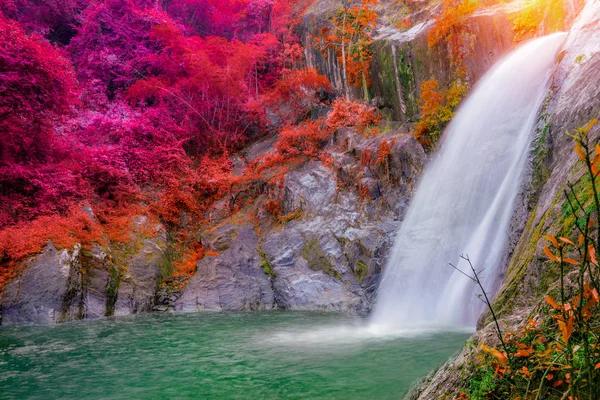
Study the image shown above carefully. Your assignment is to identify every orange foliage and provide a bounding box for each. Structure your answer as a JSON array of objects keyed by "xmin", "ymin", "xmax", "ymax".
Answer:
[
  {"xmin": 414, "ymin": 78, "xmax": 466, "ymax": 149},
  {"xmin": 276, "ymin": 119, "xmax": 331, "ymax": 157},
  {"xmin": 0, "ymin": 205, "xmax": 146, "ymax": 288},
  {"xmin": 315, "ymin": 0, "xmax": 378, "ymax": 93},
  {"xmin": 326, "ymin": 98, "xmax": 382, "ymax": 132},
  {"xmin": 174, "ymin": 243, "xmax": 204, "ymax": 278},
  {"xmin": 264, "ymin": 199, "xmax": 283, "ymax": 217},
  {"xmin": 509, "ymin": 0, "xmax": 567, "ymax": 43},
  {"xmin": 427, "ymin": 0, "xmax": 480, "ymax": 78},
  {"xmin": 263, "ymin": 68, "xmax": 331, "ymax": 122}
]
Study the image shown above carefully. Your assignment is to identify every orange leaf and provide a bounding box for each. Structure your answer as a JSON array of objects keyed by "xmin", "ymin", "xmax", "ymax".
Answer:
[
  {"xmin": 481, "ymin": 344, "xmax": 508, "ymax": 365},
  {"xmin": 543, "ymin": 245, "xmax": 561, "ymax": 262},
  {"xmin": 543, "ymin": 235, "xmax": 559, "ymax": 248},
  {"xmin": 595, "ymin": 363, "xmax": 600, "ymax": 370},
  {"xmin": 575, "ymin": 144, "xmax": 586, "ymax": 161},
  {"xmin": 589, "ymin": 244, "xmax": 598, "ymax": 265},
  {"xmin": 559, "ymin": 237, "xmax": 575, "ymax": 246},
  {"xmin": 579, "ymin": 234, "xmax": 585, "ymax": 246},
  {"xmin": 596, "ymin": 143, "xmax": 600, "ymax": 157},
  {"xmin": 558, "ymin": 316, "xmax": 575, "ymax": 343},
  {"xmin": 562, "ymin": 257, "xmax": 580, "ymax": 265},
  {"xmin": 515, "ymin": 348, "xmax": 534, "ymax": 357},
  {"xmin": 553, "ymin": 380, "xmax": 564, "ymax": 388},
  {"xmin": 546, "ymin": 296, "xmax": 562, "ymax": 310}
]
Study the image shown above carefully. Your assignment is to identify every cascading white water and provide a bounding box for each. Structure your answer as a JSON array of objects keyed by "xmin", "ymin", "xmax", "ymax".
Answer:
[{"xmin": 370, "ymin": 33, "xmax": 568, "ymax": 329}]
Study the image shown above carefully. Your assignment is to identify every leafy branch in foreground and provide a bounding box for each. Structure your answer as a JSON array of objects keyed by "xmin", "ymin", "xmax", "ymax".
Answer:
[{"xmin": 455, "ymin": 119, "xmax": 600, "ymax": 399}]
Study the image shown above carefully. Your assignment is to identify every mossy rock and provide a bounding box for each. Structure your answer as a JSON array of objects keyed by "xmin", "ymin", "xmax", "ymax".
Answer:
[
  {"xmin": 301, "ymin": 236, "xmax": 340, "ymax": 279},
  {"xmin": 354, "ymin": 260, "xmax": 368, "ymax": 284},
  {"xmin": 258, "ymin": 246, "xmax": 277, "ymax": 278}
]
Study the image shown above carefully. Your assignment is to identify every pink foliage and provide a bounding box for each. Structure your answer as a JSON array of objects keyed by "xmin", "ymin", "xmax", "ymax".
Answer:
[{"xmin": 0, "ymin": 0, "xmax": 331, "ymax": 274}]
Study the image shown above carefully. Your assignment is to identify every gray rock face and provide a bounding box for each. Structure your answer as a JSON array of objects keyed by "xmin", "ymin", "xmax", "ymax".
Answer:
[
  {"xmin": 174, "ymin": 130, "xmax": 425, "ymax": 313},
  {"xmin": 175, "ymin": 224, "xmax": 276, "ymax": 312},
  {"xmin": 0, "ymin": 243, "xmax": 76, "ymax": 325},
  {"xmin": 114, "ymin": 239, "xmax": 166, "ymax": 316},
  {"xmin": 1, "ymin": 232, "xmax": 168, "ymax": 325}
]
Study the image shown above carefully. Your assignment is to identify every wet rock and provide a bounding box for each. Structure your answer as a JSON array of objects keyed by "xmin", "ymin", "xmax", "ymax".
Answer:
[
  {"xmin": 175, "ymin": 224, "xmax": 276, "ymax": 312},
  {"xmin": 282, "ymin": 162, "xmax": 337, "ymax": 215},
  {"xmin": 260, "ymin": 228, "xmax": 362, "ymax": 311}
]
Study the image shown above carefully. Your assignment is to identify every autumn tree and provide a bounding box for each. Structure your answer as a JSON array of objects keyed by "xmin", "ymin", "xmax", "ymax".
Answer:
[
  {"xmin": 0, "ymin": 18, "xmax": 80, "ymax": 226},
  {"xmin": 427, "ymin": 0, "xmax": 480, "ymax": 79},
  {"xmin": 316, "ymin": 0, "xmax": 378, "ymax": 101}
]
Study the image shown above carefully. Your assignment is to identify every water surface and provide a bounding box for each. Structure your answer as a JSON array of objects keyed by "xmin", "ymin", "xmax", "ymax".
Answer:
[{"xmin": 0, "ymin": 312, "xmax": 469, "ymax": 399}]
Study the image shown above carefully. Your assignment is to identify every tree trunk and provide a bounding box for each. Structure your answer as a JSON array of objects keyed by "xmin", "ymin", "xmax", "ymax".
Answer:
[{"xmin": 341, "ymin": 12, "xmax": 351, "ymax": 101}]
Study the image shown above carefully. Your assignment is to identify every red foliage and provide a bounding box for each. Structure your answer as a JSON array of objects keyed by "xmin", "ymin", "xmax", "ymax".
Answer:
[
  {"xmin": 262, "ymin": 68, "xmax": 331, "ymax": 122},
  {"xmin": 0, "ymin": 0, "xmax": 87, "ymax": 43},
  {"xmin": 0, "ymin": 0, "xmax": 372, "ymax": 291},
  {"xmin": 69, "ymin": 0, "xmax": 176, "ymax": 101},
  {"xmin": 276, "ymin": 120, "xmax": 331, "ymax": 157},
  {"xmin": 326, "ymin": 98, "xmax": 381, "ymax": 132},
  {"xmin": 0, "ymin": 18, "xmax": 78, "ymax": 164}
]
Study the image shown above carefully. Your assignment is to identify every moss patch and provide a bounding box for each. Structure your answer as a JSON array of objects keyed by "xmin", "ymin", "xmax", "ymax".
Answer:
[
  {"xmin": 354, "ymin": 260, "xmax": 368, "ymax": 283},
  {"xmin": 257, "ymin": 246, "xmax": 277, "ymax": 278},
  {"xmin": 301, "ymin": 236, "xmax": 340, "ymax": 279},
  {"xmin": 104, "ymin": 265, "xmax": 121, "ymax": 317}
]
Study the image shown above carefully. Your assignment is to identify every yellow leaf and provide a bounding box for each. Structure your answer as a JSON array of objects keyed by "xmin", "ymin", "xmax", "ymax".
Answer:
[
  {"xmin": 543, "ymin": 235, "xmax": 559, "ymax": 247},
  {"xmin": 543, "ymin": 245, "xmax": 560, "ymax": 262},
  {"xmin": 585, "ymin": 118, "xmax": 598, "ymax": 132},
  {"xmin": 575, "ymin": 144, "xmax": 586, "ymax": 161}
]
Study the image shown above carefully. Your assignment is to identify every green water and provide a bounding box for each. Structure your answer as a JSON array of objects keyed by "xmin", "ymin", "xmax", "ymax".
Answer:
[{"xmin": 0, "ymin": 312, "xmax": 470, "ymax": 399}]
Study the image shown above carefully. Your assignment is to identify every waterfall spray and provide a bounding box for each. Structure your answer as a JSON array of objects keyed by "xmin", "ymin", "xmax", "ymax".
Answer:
[{"xmin": 370, "ymin": 33, "xmax": 568, "ymax": 329}]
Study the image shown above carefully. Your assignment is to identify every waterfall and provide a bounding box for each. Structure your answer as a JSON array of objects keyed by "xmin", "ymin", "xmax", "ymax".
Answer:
[{"xmin": 370, "ymin": 33, "xmax": 567, "ymax": 329}]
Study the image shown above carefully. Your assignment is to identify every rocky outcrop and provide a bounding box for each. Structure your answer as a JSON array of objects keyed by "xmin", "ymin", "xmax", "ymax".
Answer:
[
  {"xmin": 172, "ymin": 128, "xmax": 425, "ymax": 314},
  {"xmin": 0, "ymin": 126, "xmax": 424, "ymax": 324},
  {"xmin": 114, "ymin": 238, "xmax": 168, "ymax": 316},
  {"xmin": 175, "ymin": 224, "xmax": 276, "ymax": 312},
  {"xmin": 0, "ymin": 229, "xmax": 168, "ymax": 325},
  {"xmin": 490, "ymin": 0, "xmax": 600, "ymax": 322},
  {"xmin": 0, "ymin": 243, "xmax": 77, "ymax": 325}
]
